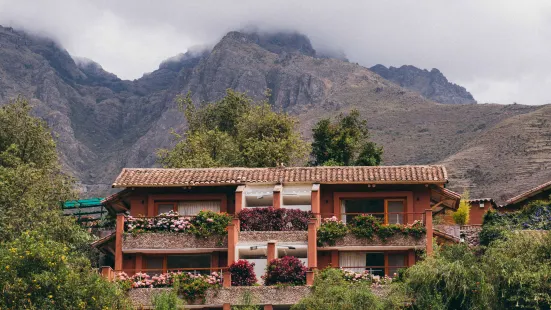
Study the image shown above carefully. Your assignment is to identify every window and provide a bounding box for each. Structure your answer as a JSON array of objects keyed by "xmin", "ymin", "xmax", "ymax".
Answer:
[
  {"xmin": 342, "ymin": 199, "xmax": 405, "ymax": 224},
  {"xmin": 167, "ymin": 254, "xmax": 211, "ymax": 274},
  {"xmin": 145, "ymin": 256, "xmax": 164, "ymax": 275},
  {"xmin": 340, "ymin": 252, "xmax": 408, "ymax": 277},
  {"xmin": 144, "ymin": 254, "xmax": 212, "ymax": 275},
  {"xmin": 178, "ymin": 200, "xmax": 220, "ymax": 215},
  {"xmin": 156, "ymin": 202, "xmax": 176, "ymax": 215},
  {"xmin": 387, "ymin": 200, "xmax": 405, "ymax": 224},
  {"xmin": 388, "ymin": 253, "xmax": 407, "ymax": 277},
  {"xmin": 366, "ymin": 253, "xmax": 385, "ymax": 277}
]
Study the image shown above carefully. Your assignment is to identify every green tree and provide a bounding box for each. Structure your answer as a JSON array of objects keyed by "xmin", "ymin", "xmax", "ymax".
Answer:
[
  {"xmin": 310, "ymin": 110, "xmax": 382, "ymax": 166},
  {"xmin": 158, "ymin": 89, "xmax": 309, "ymax": 168},
  {"xmin": 403, "ymin": 244, "xmax": 492, "ymax": 310},
  {"xmin": 0, "ymin": 97, "xmax": 130, "ymax": 308},
  {"xmin": 452, "ymin": 191, "xmax": 471, "ymax": 225},
  {"xmin": 0, "ymin": 232, "xmax": 131, "ymax": 309},
  {"xmin": 0, "ymin": 97, "xmax": 90, "ymax": 251},
  {"xmin": 291, "ymin": 268, "xmax": 399, "ymax": 310}
]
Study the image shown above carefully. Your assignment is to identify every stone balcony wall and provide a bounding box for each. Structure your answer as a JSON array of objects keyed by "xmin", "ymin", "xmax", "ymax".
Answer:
[
  {"xmin": 122, "ymin": 232, "xmax": 227, "ymax": 251},
  {"xmin": 239, "ymin": 231, "xmax": 308, "ymax": 243},
  {"xmin": 323, "ymin": 232, "xmax": 426, "ymax": 248},
  {"xmin": 128, "ymin": 286, "xmax": 311, "ymax": 308}
]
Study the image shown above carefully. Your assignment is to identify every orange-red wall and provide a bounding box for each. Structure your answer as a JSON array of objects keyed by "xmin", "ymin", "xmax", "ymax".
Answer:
[{"xmin": 469, "ymin": 201, "xmax": 492, "ymax": 225}]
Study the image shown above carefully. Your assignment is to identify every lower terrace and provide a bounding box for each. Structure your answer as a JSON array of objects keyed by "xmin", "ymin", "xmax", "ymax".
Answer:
[{"xmin": 97, "ymin": 208, "xmax": 433, "ymax": 308}]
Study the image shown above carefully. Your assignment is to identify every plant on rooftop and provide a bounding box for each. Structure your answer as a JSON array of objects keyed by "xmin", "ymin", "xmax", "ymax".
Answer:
[
  {"xmin": 263, "ymin": 256, "xmax": 307, "ymax": 286},
  {"xmin": 238, "ymin": 207, "xmax": 311, "ymax": 231},
  {"xmin": 229, "ymin": 259, "xmax": 257, "ymax": 286},
  {"xmin": 317, "ymin": 215, "xmax": 426, "ymax": 246},
  {"xmin": 316, "ymin": 216, "xmax": 348, "ymax": 246},
  {"xmin": 173, "ymin": 272, "xmax": 221, "ymax": 303},
  {"xmin": 124, "ymin": 210, "xmax": 232, "ymax": 238}
]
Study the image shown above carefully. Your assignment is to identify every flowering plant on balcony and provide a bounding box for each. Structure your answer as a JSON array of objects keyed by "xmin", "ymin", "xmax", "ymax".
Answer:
[
  {"xmin": 317, "ymin": 216, "xmax": 348, "ymax": 246},
  {"xmin": 173, "ymin": 272, "xmax": 221, "ymax": 303},
  {"xmin": 318, "ymin": 268, "xmax": 394, "ymax": 287},
  {"xmin": 124, "ymin": 210, "xmax": 232, "ymax": 238},
  {"xmin": 115, "ymin": 271, "xmax": 221, "ymax": 301},
  {"xmin": 229, "ymin": 259, "xmax": 257, "ymax": 286},
  {"xmin": 238, "ymin": 207, "xmax": 312, "ymax": 231},
  {"xmin": 263, "ymin": 256, "xmax": 307, "ymax": 286},
  {"xmin": 317, "ymin": 215, "xmax": 426, "ymax": 246},
  {"xmin": 115, "ymin": 271, "xmax": 175, "ymax": 289}
]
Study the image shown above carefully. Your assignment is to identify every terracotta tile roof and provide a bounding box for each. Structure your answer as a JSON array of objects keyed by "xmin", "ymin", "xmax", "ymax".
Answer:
[
  {"xmin": 503, "ymin": 180, "xmax": 551, "ymax": 207},
  {"xmin": 112, "ymin": 165, "xmax": 448, "ymax": 188}
]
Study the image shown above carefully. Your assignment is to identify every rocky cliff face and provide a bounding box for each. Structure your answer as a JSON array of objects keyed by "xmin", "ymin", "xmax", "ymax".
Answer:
[
  {"xmin": 370, "ymin": 64, "xmax": 476, "ymax": 104},
  {"xmin": 0, "ymin": 25, "xmax": 548, "ymax": 203}
]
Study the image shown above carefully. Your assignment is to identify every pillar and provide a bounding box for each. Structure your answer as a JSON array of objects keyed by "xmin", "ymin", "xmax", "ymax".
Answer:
[
  {"xmin": 264, "ymin": 305, "xmax": 273, "ymax": 310},
  {"xmin": 408, "ymin": 249, "xmax": 416, "ymax": 267},
  {"xmin": 425, "ymin": 209, "xmax": 433, "ymax": 255},
  {"xmin": 267, "ymin": 241, "xmax": 276, "ymax": 262},
  {"xmin": 223, "ymin": 272, "xmax": 232, "ymax": 288},
  {"xmin": 307, "ymin": 218, "xmax": 317, "ymax": 269},
  {"xmin": 273, "ymin": 184, "xmax": 282, "ymax": 209},
  {"xmin": 306, "ymin": 270, "xmax": 315, "ymax": 286},
  {"xmin": 227, "ymin": 218, "xmax": 239, "ymax": 265},
  {"xmin": 115, "ymin": 214, "xmax": 124, "ymax": 271},
  {"xmin": 101, "ymin": 266, "xmax": 114, "ymax": 281},
  {"xmin": 330, "ymin": 250, "xmax": 339, "ymax": 268},
  {"xmin": 235, "ymin": 185, "xmax": 245, "ymax": 214},
  {"xmin": 311, "ymin": 184, "xmax": 320, "ymax": 225},
  {"xmin": 135, "ymin": 254, "xmax": 143, "ymax": 273},
  {"xmin": 223, "ymin": 303, "xmax": 231, "ymax": 310}
]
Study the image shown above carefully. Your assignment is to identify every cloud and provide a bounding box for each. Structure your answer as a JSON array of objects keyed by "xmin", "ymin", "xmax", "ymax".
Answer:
[{"xmin": 0, "ymin": 0, "xmax": 550, "ymax": 104}]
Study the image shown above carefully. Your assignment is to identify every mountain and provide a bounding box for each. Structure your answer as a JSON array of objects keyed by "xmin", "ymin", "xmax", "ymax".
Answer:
[
  {"xmin": 370, "ymin": 64, "xmax": 477, "ymax": 104},
  {"xmin": 0, "ymin": 25, "xmax": 548, "ymax": 203}
]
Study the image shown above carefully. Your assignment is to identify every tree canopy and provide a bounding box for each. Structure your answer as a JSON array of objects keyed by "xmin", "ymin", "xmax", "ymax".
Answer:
[
  {"xmin": 310, "ymin": 109, "xmax": 383, "ymax": 166},
  {"xmin": 158, "ymin": 90, "xmax": 309, "ymax": 168},
  {"xmin": 0, "ymin": 97, "xmax": 130, "ymax": 308}
]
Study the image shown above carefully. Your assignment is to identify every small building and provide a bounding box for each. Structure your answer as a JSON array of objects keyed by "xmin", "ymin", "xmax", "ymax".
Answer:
[
  {"xmin": 96, "ymin": 165, "xmax": 459, "ymax": 309},
  {"xmin": 500, "ymin": 180, "xmax": 551, "ymax": 211}
]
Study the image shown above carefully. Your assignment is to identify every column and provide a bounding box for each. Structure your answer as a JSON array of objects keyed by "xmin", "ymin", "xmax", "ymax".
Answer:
[
  {"xmin": 267, "ymin": 241, "xmax": 276, "ymax": 262},
  {"xmin": 273, "ymin": 184, "xmax": 282, "ymax": 209},
  {"xmin": 115, "ymin": 214, "xmax": 124, "ymax": 272},
  {"xmin": 311, "ymin": 184, "xmax": 320, "ymax": 225},
  {"xmin": 227, "ymin": 218, "xmax": 239, "ymax": 265},
  {"xmin": 425, "ymin": 209, "xmax": 433, "ymax": 255},
  {"xmin": 235, "ymin": 185, "xmax": 245, "ymax": 214}
]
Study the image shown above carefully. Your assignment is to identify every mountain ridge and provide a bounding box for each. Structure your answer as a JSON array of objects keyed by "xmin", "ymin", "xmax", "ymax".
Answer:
[{"xmin": 0, "ymin": 25, "xmax": 547, "ymax": 202}]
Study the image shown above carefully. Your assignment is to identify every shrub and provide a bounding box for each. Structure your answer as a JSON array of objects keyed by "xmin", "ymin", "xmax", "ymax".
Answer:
[
  {"xmin": 238, "ymin": 207, "xmax": 311, "ymax": 231},
  {"xmin": 229, "ymin": 260, "xmax": 257, "ymax": 286},
  {"xmin": 152, "ymin": 290, "xmax": 183, "ymax": 310},
  {"xmin": 0, "ymin": 231, "xmax": 131, "ymax": 309},
  {"xmin": 452, "ymin": 191, "xmax": 471, "ymax": 225},
  {"xmin": 116, "ymin": 271, "xmax": 174, "ymax": 289},
  {"xmin": 189, "ymin": 210, "xmax": 232, "ymax": 238},
  {"xmin": 125, "ymin": 210, "xmax": 232, "ymax": 238},
  {"xmin": 317, "ymin": 216, "xmax": 348, "ymax": 246},
  {"xmin": 292, "ymin": 268, "xmax": 389, "ymax": 310},
  {"xmin": 348, "ymin": 214, "xmax": 380, "ymax": 239},
  {"xmin": 317, "ymin": 215, "xmax": 426, "ymax": 245},
  {"xmin": 173, "ymin": 272, "xmax": 221, "ymax": 303},
  {"xmin": 263, "ymin": 256, "xmax": 307, "ymax": 286}
]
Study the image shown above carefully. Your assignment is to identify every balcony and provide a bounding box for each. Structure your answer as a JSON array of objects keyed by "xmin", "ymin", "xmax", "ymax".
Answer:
[
  {"xmin": 120, "ymin": 211, "xmax": 232, "ymax": 252},
  {"xmin": 316, "ymin": 212, "xmax": 428, "ymax": 249}
]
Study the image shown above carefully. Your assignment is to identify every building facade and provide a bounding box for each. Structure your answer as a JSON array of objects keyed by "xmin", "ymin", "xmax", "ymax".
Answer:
[{"xmin": 97, "ymin": 165, "xmax": 460, "ymax": 309}]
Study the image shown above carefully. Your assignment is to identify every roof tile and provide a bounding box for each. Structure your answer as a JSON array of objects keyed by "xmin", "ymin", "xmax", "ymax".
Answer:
[{"xmin": 112, "ymin": 165, "xmax": 448, "ymax": 188}]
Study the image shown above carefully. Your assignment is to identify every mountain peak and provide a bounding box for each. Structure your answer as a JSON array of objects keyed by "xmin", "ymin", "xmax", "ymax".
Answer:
[
  {"xmin": 219, "ymin": 30, "xmax": 316, "ymax": 57},
  {"xmin": 370, "ymin": 64, "xmax": 476, "ymax": 104}
]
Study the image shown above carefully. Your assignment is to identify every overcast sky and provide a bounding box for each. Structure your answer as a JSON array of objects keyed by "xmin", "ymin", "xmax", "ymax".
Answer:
[{"xmin": 0, "ymin": 0, "xmax": 550, "ymax": 105}]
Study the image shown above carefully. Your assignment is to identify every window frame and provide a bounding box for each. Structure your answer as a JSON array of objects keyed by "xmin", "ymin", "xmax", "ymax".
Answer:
[
  {"xmin": 364, "ymin": 252, "xmax": 408, "ymax": 277},
  {"xmin": 340, "ymin": 197, "xmax": 407, "ymax": 224},
  {"xmin": 154, "ymin": 201, "xmax": 177, "ymax": 215}
]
